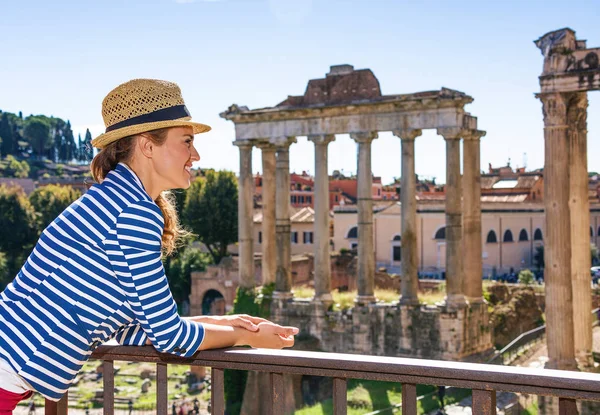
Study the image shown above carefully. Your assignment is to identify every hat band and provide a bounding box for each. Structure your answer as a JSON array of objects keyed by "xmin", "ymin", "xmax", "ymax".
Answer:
[{"xmin": 105, "ymin": 105, "xmax": 191, "ymax": 133}]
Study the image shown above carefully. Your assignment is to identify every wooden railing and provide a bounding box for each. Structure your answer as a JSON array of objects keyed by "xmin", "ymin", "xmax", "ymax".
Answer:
[{"xmin": 43, "ymin": 345, "xmax": 600, "ymax": 415}]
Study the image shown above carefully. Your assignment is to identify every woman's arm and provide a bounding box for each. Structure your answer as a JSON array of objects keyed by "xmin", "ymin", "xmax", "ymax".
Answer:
[{"xmin": 197, "ymin": 321, "xmax": 298, "ymax": 350}]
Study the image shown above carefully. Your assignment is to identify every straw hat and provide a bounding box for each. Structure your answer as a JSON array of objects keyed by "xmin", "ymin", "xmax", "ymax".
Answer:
[{"xmin": 91, "ymin": 79, "xmax": 211, "ymax": 149}]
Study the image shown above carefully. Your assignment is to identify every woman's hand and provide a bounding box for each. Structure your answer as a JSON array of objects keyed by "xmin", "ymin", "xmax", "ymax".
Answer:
[
  {"xmin": 238, "ymin": 321, "xmax": 299, "ymax": 349},
  {"xmin": 186, "ymin": 314, "xmax": 270, "ymax": 332}
]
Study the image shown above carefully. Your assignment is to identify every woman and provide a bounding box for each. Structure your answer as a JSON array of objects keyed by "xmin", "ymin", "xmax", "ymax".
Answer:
[{"xmin": 0, "ymin": 79, "xmax": 298, "ymax": 409}]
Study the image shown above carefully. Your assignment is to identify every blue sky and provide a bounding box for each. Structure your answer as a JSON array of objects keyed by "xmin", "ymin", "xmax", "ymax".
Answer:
[{"xmin": 0, "ymin": 0, "xmax": 598, "ymax": 184}]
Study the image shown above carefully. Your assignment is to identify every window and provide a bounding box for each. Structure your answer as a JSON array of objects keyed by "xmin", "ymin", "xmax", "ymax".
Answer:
[
  {"xmin": 335, "ymin": 195, "xmax": 339, "ymax": 202},
  {"xmin": 299, "ymin": 196, "xmax": 305, "ymax": 204},
  {"xmin": 347, "ymin": 226, "xmax": 358, "ymax": 239},
  {"xmin": 518, "ymin": 229, "xmax": 528, "ymax": 241},
  {"xmin": 393, "ymin": 246, "xmax": 402, "ymax": 261},
  {"xmin": 393, "ymin": 234, "xmax": 401, "ymax": 241},
  {"xmin": 486, "ymin": 230, "xmax": 498, "ymax": 243},
  {"xmin": 258, "ymin": 231, "xmax": 262, "ymax": 244},
  {"xmin": 351, "ymin": 242, "xmax": 358, "ymax": 250},
  {"xmin": 291, "ymin": 232, "xmax": 298, "ymax": 244},
  {"xmin": 303, "ymin": 231, "xmax": 314, "ymax": 244},
  {"xmin": 291, "ymin": 195, "xmax": 296, "ymax": 203},
  {"xmin": 434, "ymin": 227, "xmax": 445, "ymax": 240},
  {"xmin": 591, "ymin": 226, "xmax": 594, "ymax": 237},
  {"xmin": 503, "ymin": 230, "xmax": 514, "ymax": 243},
  {"xmin": 534, "ymin": 228, "xmax": 543, "ymax": 241},
  {"xmin": 307, "ymin": 196, "xmax": 312, "ymax": 204}
]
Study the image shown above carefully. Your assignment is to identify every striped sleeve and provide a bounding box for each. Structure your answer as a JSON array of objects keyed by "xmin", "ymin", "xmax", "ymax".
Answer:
[
  {"xmin": 112, "ymin": 201, "xmax": 204, "ymax": 357},
  {"xmin": 114, "ymin": 322, "xmax": 148, "ymax": 346}
]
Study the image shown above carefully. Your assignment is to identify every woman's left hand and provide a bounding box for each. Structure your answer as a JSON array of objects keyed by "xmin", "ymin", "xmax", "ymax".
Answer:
[{"xmin": 186, "ymin": 314, "xmax": 270, "ymax": 332}]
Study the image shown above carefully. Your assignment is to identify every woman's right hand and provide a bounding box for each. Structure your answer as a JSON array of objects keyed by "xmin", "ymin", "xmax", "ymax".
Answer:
[{"xmin": 239, "ymin": 322, "xmax": 299, "ymax": 349}]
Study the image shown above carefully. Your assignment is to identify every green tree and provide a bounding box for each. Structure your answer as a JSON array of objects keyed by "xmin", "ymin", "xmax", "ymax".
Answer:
[
  {"xmin": 164, "ymin": 245, "xmax": 209, "ymax": 304},
  {"xmin": 4, "ymin": 155, "xmax": 30, "ymax": 178},
  {"xmin": 83, "ymin": 128, "xmax": 93, "ymax": 161},
  {"xmin": 24, "ymin": 116, "xmax": 51, "ymax": 159},
  {"xmin": 518, "ymin": 269, "xmax": 535, "ymax": 285},
  {"xmin": 0, "ymin": 251, "xmax": 9, "ymax": 291},
  {"xmin": 0, "ymin": 112, "xmax": 14, "ymax": 157},
  {"xmin": 29, "ymin": 184, "xmax": 81, "ymax": 232},
  {"xmin": 0, "ymin": 185, "xmax": 37, "ymax": 286},
  {"xmin": 182, "ymin": 171, "xmax": 238, "ymax": 264}
]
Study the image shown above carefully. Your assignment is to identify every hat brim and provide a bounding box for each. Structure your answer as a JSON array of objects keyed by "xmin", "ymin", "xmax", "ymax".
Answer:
[{"xmin": 91, "ymin": 118, "xmax": 211, "ymax": 149}]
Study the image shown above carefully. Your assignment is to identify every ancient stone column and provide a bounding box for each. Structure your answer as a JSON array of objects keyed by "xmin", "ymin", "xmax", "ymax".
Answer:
[
  {"xmin": 538, "ymin": 92, "xmax": 577, "ymax": 370},
  {"xmin": 271, "ymin": 136, "xmax": 296, "ymax": 299},
  {"xmin": 437, "ymin": 128, "xmax": 467, "ymax": 309},
  {"xmin": 308, "ymin": 134, "xmax": 335, "ymax": 305},
  {"xmin": 350, "ymin": 132, "xmax": 378, "ymax": 304},
  {"xmin": 257, "ymin": 142, "xmax": 277, "ymax": 285},
  {"xmin": 568, "ymin": 92, "xmax": 593, "ymax": 367},
  {"xmin": 234, "ymin": 140, "xmax": 255, "ymax": 288},
  {"xmin": 463, "ymin": 130, "xmax": 486, "ymax": 303},
  {"xmin": 392, "ymin": 129, "xmax": 422, "ymax": 306}
]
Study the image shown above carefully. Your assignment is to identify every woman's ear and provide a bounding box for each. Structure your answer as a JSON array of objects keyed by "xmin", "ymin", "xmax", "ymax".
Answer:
[{"xmin": 137, "ymin": 135, "xmax": 154, "ymax": 159}]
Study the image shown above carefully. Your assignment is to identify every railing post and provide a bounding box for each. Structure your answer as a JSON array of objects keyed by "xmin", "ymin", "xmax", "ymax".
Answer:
[
  {"xmin": 472, "ymin": 389, "xmax": 496, "ymax": 415},
  {"xmin": 45, "ymin": 393, "xmax": 68, "ymax": 415},
  {"xmin": 210, "ymin": 368, "xmax": 225, "ymax": 415},
  {"xmin": 157, "ymin": 363, "xmax": 168, "ymax": 414},
  {"xmin": 401, "ymin": 383, "xmax": 417, "ymax": 415},
  {"xmin": 333, "ymin": 378, "xmax": 347, "ymax": 415},
  {"xmin": 103, "ymin": 360, "xmax": 114, "ymax": 415},
  {"xmin": 269, "ymin": 372, "xmax": 285, "ymax": 415},
  {"xmin": 559, "ymin": 398, "xmax": 578, "ymax": 415}
]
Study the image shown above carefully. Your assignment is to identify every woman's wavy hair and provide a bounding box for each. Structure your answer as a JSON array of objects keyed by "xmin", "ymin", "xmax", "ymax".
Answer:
[{"xmin": 90, "ymin": 128, "xmax": 189, "ymax": 256}]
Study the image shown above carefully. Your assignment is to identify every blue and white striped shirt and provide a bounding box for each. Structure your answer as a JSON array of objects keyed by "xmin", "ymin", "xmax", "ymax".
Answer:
[{"xmin": 0, "ymin": 162, "xmax": 205, "ymax": 401}]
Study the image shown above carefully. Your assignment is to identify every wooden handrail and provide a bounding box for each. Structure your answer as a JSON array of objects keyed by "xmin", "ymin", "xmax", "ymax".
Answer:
[{"xmin": 43, "ymin": 345, "xmax": 600, "ymax": 415}]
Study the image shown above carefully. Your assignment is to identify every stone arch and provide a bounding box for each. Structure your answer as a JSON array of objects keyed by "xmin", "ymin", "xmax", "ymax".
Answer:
[
  {"xmin": 346, "ymin": 225, "xmax": 358, "ymax": 239},
  {"xmin": 391, "ymin": 234, "xmax": 401, "ymax": 241},
  {"xmin": 503, "ymin": 229, "xmax": 514, "ymax": 243},
  {"xmin": 201, "ymin": 289, "xmax": 225, "ymax": 315},
  {"xmin": 486, "ymin": 230, "xmax": 498, "ymax": 243},
  {"xmin": 534, "ymin": 228, "xmax": 543, "ymax": 241},
  {"xmin": 433, "ymin": 226, "xmax": 446, "ymax": 240},
  {"xmin": 519, "ymin": 229, "xmax": 528, "ymax": 242}
]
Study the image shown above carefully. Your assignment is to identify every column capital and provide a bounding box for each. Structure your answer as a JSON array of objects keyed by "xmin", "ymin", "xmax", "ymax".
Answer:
[
  {"xmin": 536, "ymin": 92, "xmax": 569, "ymax": 127},
  {"xmin": 350, "ymin": 131, "xmax": 378, "ymax": 143},
  {"xmin": 392, "ymin": 129, "xmax": 422, "ymax": 141},
  {"xmin": 269, "ymin": 136, "xmax": 297, "ymax": 148},
  {"xmin": 233, "ymin": 140, "xmax": 254, "ymax": 149},
  {"xmin": 437, "ymin": 127, "xmax": 466, "ymax": 140},
  {"xmin": 462, "ymin": 130, "xmax": 486, "ymax": 141},
  {"xmin": 308, "ymin": 134, "xmax": 336, "ymax": 146},
  {"xmin": 255, "ymin": 140, "xmax": 276, "ymax": 151}
]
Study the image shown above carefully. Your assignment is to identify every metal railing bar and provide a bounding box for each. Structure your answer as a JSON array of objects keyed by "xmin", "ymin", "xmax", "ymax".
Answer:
[
  {"xmin": 157, "ymin": 363, "xmax": 168, "ymax": 415},
  {"xmin": 401, "ymin": 383, "xmax": 417, "ymax": 415},
  {"xmin": 269, "ymin": 372, "xmax": 285, "ymax": 415},
  {"xmin": 103, "ymin": 360, "xmax": 114, "ymax": 415},
  {"xmin": 333, "ymin": 377, "xmax": 347, "ymax": 415},
  {"xmin": 558, "ymin": 397, "xmax": 578, "ymax": 415},
  {"xmin": 211, "ymin": 367, "xmax": 225, "ymax": 415},
  {"xmin": 472, "ymin": 389, "xmax": 496, "ymax": 415}
]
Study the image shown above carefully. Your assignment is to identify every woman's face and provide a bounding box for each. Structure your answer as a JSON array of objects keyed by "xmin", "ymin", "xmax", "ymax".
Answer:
[{"xmin": 150, "ymin": 126, "xmax": 200, "ymax": 190}]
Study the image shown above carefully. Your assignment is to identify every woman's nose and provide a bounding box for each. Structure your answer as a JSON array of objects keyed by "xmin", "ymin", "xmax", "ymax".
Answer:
[{"xmin": 191, "ymin": 144, "xmax": 200, "ymax": 162}]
